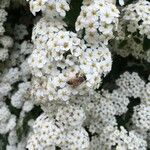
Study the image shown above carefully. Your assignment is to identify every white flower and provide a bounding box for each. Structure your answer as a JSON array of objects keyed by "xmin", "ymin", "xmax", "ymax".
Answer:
[
  {"xmin": 56, "ymin": 0, "xmax": 70, "ymax": 17},
  {"xmin": 99, "ymin": 22, "xmax": 113, "ymax": 34},
  {"xmin": 100, "ymin": 7, "xmax": 114, "ymax": 24},
  {"xmin": 57, "ymin": 87, "xmax": 71, "ymax": 101}
]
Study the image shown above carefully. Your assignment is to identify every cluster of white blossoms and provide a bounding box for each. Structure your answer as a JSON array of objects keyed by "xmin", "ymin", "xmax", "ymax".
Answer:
[
  {"xmin": 0, "ymin": 1, "xmax": 13, "ymax": 61},
  {"xmin": 28, "ymin": 9, "xmax": 112, "ymax": 103},
  {"xmin": 0, "ymin": 0, "xmax": 150, "ymax": 150},
  {"xmin": 26, "ymin": 71, "xmax": 150, "ymax": 149},
  {"xmin": 0, "ymin": 40, "xmax": 33, "ymax": 139},
  {"xmin": 27, "ymin": 105, "xmax": 89, "ymax": 150},
  {"xmin": 93, "ymin": 126, "xmax": 147, "ymax": 150},
  {"xmin": 133, "ymin": 104, "xmax": 150, "ymax": 131},
  {"xmin": 26, "ymin": 0, "xmax": 118, "ymax": 149},
  {"xmin": 0, "ymin": 1, "xmax": 35, "ymax": 148},
  {"xmin": 76, "ymin": 0, "xmax": 119, "ymax": 45},
  {"xmin": 115, "ymin": 72, "xmax": 150, "ymax": 137},
  {"xmin": 114, "ymin": 37, "xmax": 144, "ymax": 59},
  {"xmin": 114, "ymin": 34, "xmax": 150, "ymax": 62},
  {"xmin": 0, "ymin": 36, "xmax": 13, "ymax": 61},
  {"xmin": 116, "ymin": 71, "xmax": 145, "ymax": 98},
  {"xmin": 25, "ymin": 0, "xmax": 150, "ymax": 149},
  {"xmin": 27, "ymin": 0, "xmax": 70, "ymax": 17},
  {"xmin": 123, "ymin": 0, "xmax": 150, "ymax": 39},
  {"xmin": 0, "ymin": 102, "xmax": 16, "ymax": 134},
  {"xmin": 114, "ymin": 0, "xmax": 150, "ymax": 62},
  {"xmin": 84, "ymin": 72, "xmax": 149, "ymax": 150},
  {"xmin": 0, "ymin": 9, "xmax": 7, "ymax": 35},
  {"xmin": 141, "ymin": 82, "xmax": 150, "ymax": 105},
  {"xmin": 6, "ymin": 129, "xmax": 26, "ymax": 150},
  {"xmin": 11, "ymin": 82, "xmax": 34, "ymax": 112}
]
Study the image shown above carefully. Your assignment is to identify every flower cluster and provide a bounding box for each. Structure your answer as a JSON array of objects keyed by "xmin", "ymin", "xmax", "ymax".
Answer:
[
  {"xmin": 75, "ymin": 71, "xmax": 149, "ymax": 150},
  {"xmin": 0, "ymin": 9, "xmax": 7, "ymax": 35},
  {"xmin": 116, "ymin": 71, "xmax": 145, "ymax": 98},
  {"xmin": 115, "ymin": 71, "xmax": 150, "ymax": 141},
  {"xmin": 27, "ymin": 105, "xmax": 89, "ymax": 150},
  {"xmin": 11, "ymin": 82, "xmax": 33, "ymax": 112},
  {"xmin": 6, "ymin": 129, "xmax": 27, "ymax": 150},
  {"xmin": 123, "ymin": 0, "xmax": 150, "ymax": 39},
  {"xmin": 94, "ymin": 126, "xmax": 147, "ymax": 150},
  {"xmin": 0, "ymin": 2, "xmax": 13, "ymax": 61},
  {"xmin": 0, "ymin": 102, "xmax": 16, "ymax": 134},
  {"xmin": 0, "ymin": 1, "xmax": 34, "ymax": 147},
  {"xmin": 26, "ymin": 0, "xmax": 116, "ymax": 148},
  {"xmin": 0, "ymin": 0, "xmax": 150, "ymax": 150},
  {"xmin": 133, "ymin": 104, "xmax": 150, "ymax": 131},
  {"xmin": 114, "ymin": 0, "xmax": 150, "ymax": 62},
  {"xmin": 76, "ymin": 0, "xmax": 119, "ymax": 45},
  {"xmin": 28, "ymin": 17, "xmax": 112, "ymax": 103},
  {"xmin": 28, "ymin": 0, "xmax": 70, "ymax": 17}
]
